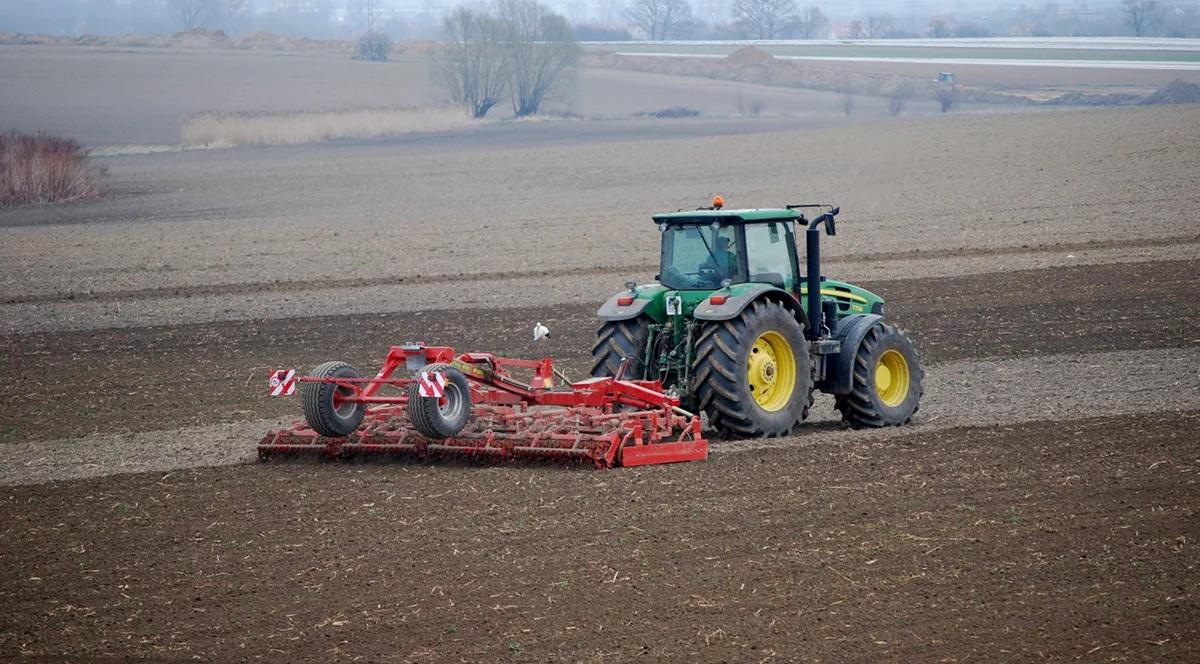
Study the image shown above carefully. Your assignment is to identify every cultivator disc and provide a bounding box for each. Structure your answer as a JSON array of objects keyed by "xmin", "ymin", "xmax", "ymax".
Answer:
[{"xmin": 258, "ymin": 344, "xmax": 707, "ymax": 468}]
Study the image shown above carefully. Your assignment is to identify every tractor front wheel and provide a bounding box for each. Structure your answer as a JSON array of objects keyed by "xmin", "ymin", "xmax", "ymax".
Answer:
[
  {"xmin": 301, "ymin": 361, "xmax": 366, "ymax": 438},
  {"xmin": 692, "ymin": 300, "xmax": 813, "ymax": 438},
  {"xmin": 835, "ymin": 323, "xmax": 924, "ymax": 427}
]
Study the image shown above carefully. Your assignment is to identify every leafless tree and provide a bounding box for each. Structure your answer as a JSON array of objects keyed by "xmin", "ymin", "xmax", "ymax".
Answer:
[
  {"xmin": 433, "ymin": 0, "xmax": 578, "ymax": 118},
  {"xmin": 433, "ymin": 7, "xmax": 510, "ymax": 118},
  {"xmin": 216, "ymin": 0, "xmax": 248, "ymax": 29},
  {"xmin": 865, "ymin": 14, "xmax": 892, "ymax": 38},
  {"xmin": 497, "ymin": 0, "xmax": 580, "ymax": 117},
  {"xmin": 927, "ymin": 16, "xmax": 952, "ymax": 38},
  {"xmin": 730, "ymin": 0, "xmax": 797, "ymax": 40},
  {"xmin": 167, "ymin": 0, "xmax": 210, "ymax": 30},
  {"xmin": 1121, "ymin": 0, "xmax": 1161, "ymax": 36},
  {"xmin": 793, "ymin": 5, "xmax": 828, "ymax": 39},
  {"xmin": 623, "ymin": 0, "xmax": 694, "ymax": 40},
  {"xmin": 887, "ymin": 79, "xmax": 913, "ymax": 117},
  {"xmin": 846, "ymin": 19, "xmax": 865, "ymax": 39}
]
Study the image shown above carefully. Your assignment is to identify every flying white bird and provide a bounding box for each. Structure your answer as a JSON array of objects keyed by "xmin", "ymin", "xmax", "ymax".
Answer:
[{"xmin": 533, "ymin": 322, "xmax": 551, "ymax": 341}]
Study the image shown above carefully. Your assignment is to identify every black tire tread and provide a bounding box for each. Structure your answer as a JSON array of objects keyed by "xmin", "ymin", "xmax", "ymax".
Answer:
[
  {"xmin": 692, "ymin": 299, "xmax": 814, "ymax": 438},
  {"xmin": 406, "ymin": 363, "xmax": 472, "ymax": 439},
  {"xmin": 834, "ymin": 323, "xmax": 925, "ymax": 428},
  {"xmin": 301, "ymin": 361, "xmax": 365, "ymax": 438},
  {"xmin": 590, "ymin": 318, "xmax": 651, "ymax": 378}
]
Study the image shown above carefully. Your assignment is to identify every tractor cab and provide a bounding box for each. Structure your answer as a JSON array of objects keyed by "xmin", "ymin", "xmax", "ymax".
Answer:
[
  {"xmin": 650, "ymin": 205, "xmax": 882, "ymax": 325},
  {"xmin": 656, "ymin": 208, "xmax": 800, "ymax": 292}
]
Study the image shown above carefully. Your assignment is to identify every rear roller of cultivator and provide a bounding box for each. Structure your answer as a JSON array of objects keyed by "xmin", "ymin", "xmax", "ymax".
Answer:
[{"xmin": 258, "ymin": 344, "xmax": 708, "ymax": 468}]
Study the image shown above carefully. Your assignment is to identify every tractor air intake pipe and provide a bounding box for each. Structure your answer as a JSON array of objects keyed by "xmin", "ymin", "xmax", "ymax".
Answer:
[{"xmin": 804, "ymin": 208, "xmax": 838, "ymax": 339}]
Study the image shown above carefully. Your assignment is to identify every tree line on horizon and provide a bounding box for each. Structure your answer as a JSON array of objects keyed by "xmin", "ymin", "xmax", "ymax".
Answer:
[{"xmin": 2, "ymin": 0, "xmax": 1197, "ymax": 40}]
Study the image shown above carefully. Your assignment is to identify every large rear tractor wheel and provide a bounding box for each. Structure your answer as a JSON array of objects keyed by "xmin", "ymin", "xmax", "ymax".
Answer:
[
  {"xmin": 406, "ymin": 364, "xmax": 472, "ymax": 439},
  {"xmin": 591, "ymin": 317, "xmax": 652, "ymax": 379},
  {"xmin": 835, "ymin": 323, "xmax": 924, "ymax": 428},
  {"xmin": 692, "ymin": 300, "xmax": 813, "ymax": 438},
  {"xmin": 301, "ymin": 361, "xmax": 366, "ymax": 438}
]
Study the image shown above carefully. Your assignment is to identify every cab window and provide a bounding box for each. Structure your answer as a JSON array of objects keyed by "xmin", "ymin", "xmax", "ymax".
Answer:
[
  {"xmin": 660, "ymin": 223, "xmax": 743, "ymax": 290},
  {"xmin": 743, "ymin": 222, "xmax": 796, "ymax": 290}
]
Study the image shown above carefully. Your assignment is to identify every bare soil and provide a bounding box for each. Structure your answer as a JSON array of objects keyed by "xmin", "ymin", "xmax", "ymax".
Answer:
[
  {"xmin": 2, "ymin": 106, "xmax": 1196, "ymax": 308},
  {"xmin": 3, "ymin": 259, "xmax": 1196, "ymax": 444},
  {"xmin": 2, "ymin": 412, "xmax": 1196, "ymax": 662}
]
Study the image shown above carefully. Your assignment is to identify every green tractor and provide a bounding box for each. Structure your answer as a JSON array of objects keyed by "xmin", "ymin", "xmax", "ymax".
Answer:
[{"xmin": 592, "ymin": 200, "xmax": 923, "ymax": 437}]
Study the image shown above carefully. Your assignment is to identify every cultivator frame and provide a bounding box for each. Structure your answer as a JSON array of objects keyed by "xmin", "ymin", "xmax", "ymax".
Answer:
[{"xmin": 258, "ymin": 344, "xmax": 708, "ymax": 468}]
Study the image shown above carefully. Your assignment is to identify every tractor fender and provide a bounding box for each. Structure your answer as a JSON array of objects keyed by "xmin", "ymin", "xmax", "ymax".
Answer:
[
  {"xmin": 597, "ymin": 291, "xmax": 655, "ymax": 321},
  {"xmin": 693, "ymin": 284, "xmax": 808, "ymax": 328},
  {"xmin": 816, "ymin": 313, "xmax": 883, "ymax": 395}
]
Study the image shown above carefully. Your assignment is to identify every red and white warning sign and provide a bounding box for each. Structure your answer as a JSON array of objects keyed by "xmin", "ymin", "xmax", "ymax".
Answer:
[
  {"xmin": 269, "ymin": 369, "xmax": 296, "ymax": 396},
  {"xmin": 417, "ymin": 370, "xmax": 446, "ymax": 398}
]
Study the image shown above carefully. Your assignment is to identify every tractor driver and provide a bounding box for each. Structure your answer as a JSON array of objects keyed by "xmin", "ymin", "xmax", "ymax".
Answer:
[{"xmin": 700, "ymin": 235, "xmax": 741, "ymax": 286}]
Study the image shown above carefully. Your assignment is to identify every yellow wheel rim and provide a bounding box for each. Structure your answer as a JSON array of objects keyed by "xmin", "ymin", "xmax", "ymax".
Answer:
[
  {"xmin": 748, "ymin": 331, "xmax": 796, "ymax": 411},
  {"xmin": 875, "ymin": 349, "xmax": 910, "ymax": 408}
]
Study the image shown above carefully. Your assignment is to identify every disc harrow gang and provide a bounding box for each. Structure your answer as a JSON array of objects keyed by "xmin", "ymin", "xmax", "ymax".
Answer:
[{"xmin": 258, "ymin": 344, "xmax": 708, "ymax": 468}]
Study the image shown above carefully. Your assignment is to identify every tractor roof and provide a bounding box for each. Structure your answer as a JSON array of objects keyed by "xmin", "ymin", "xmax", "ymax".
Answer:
[{"xmin": 652, "ymin": 208, "xmax": 801, "ymax": 224}]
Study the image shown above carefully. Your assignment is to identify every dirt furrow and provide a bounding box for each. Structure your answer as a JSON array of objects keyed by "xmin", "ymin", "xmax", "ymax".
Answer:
[
  {"xmin": 2, "ymin": 259, "xmax": 1195, "ymax": 443},
  {"xmin": 9, "ymin": 235, "xmax": 1194, "ymax": 307},
  {"xmin": 4, "ymin": 346, "xmax": 1196, "ymax": 486}
]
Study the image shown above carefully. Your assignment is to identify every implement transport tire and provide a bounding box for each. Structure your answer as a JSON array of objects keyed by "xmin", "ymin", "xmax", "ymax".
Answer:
[
  {"xmin": 591, "ymin": 317, "xmax": 652, "ymax": 379},
  {"xmin": 406, "ymin": 364, "xmax": 472, "ymax": 439},
  {"xmin": 302, "ymin": 361, "xmax": 366, "ymax": 438},
  {"xmin": 692, "ymin": 299, "xmax": 813, "ymax": 438},
  {"xmin": 835, "ymin": 322, "xmax": 924, "ymax": 428}
]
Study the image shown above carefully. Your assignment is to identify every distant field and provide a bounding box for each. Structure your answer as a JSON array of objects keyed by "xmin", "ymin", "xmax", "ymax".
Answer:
[
  {"xmin": 591, "ymin": 40, "xmax": 1200, "ymax": 66},
  {"xmin": 0, "ymin": 45, "xmax": 938, "ymax": 146}
]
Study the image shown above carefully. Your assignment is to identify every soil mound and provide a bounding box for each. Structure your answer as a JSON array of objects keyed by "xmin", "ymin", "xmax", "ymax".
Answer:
[
  {"xmin": 1140, "ymin": 78, "xmax": 1200, "ymax": 105},
  {"xmin": 1043, "ymin": 91, "xmax": 1141, "ymax": 106},
  {"xmin": 170, "ymin": 28, "xmax": 230, "ymax": 49},
  {"xmin": 722, "ymin": 46, "xmax": 774, "ymax": 67}
]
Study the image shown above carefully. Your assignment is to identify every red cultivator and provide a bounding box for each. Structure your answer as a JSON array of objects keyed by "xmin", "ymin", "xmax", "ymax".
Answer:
[{"xmin": 258, "ymin": 344, "xmax": 708, "ymax": 468}]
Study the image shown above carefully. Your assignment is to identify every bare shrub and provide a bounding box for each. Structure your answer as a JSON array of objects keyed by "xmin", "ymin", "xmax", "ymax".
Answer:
[
  {"xmin": 0, "ymin": 132, "xmax": 101, "ymax": 207},
  {"xmin": 356, "ymin": 31, "xmax": 390, "ymax": 62},
  {"xmin": 841, "ymin": 92, "xmax": 855, "ymax": 117},
  {"xmin": 634, "ymin": 107, "xmax": 700, "ymax": 118},
  {"xmin": 181, "ymin": 107, "xmax": 479, "ymax": 148},
  {"xmin": 887, "ymin": 79, "xmax": 914, "ymax": 117}
]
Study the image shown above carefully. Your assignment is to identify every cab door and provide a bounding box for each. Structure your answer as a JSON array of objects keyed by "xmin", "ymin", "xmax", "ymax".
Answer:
[{"xmin": 743, "ymin": 221, "xmax": 800, "ymax": 293}]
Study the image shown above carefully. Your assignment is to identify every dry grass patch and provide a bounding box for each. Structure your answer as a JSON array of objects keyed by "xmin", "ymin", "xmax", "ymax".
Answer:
[
  {"xmin": 0, "ymin": 132, "xmax": 101, "ymax": 207},
  {"xmin": 181, "ymin": 106, "xmax": 481, "ymax": 148}
]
